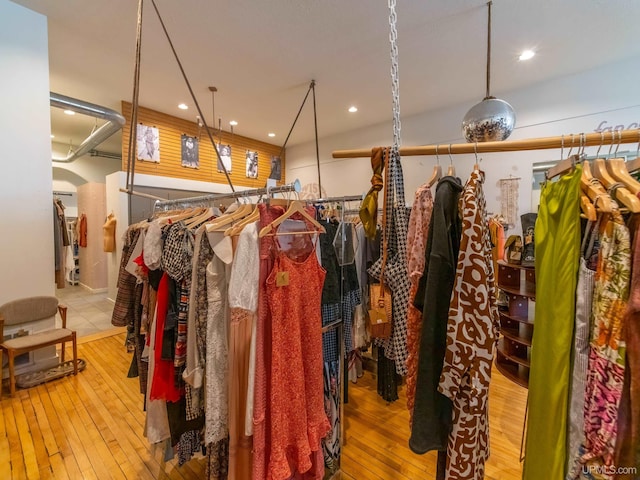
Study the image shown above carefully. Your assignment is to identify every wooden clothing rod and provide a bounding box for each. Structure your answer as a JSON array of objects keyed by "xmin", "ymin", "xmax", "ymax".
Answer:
[{"xmin": 331, "ymin": 129, "xmax": 640, "ymax": 158}]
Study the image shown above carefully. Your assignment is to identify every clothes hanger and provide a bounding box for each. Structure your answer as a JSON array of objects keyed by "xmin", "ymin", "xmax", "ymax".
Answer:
[
  {"xmin": 258, "ymin": 200, "xmax": 326, "ymax": 238},
  {"xmin": 427, "ymin": 144, "xmax": 442, "ymax": 187},
  {"xmin": 623, "ymin": 129, "xmax": 640, "ymax": 173},
  {"xmin": 224, "ymin": 203, "xmax": 260, "ymax": 236},
  {"xmin": 580, "ymin": 195, "xmax": 597, "ymax": 221},
  {"xmin": 546, "ymin": 134, "xmax": 577, "ymax": 180},
  {"xmin": 446, "ymin": 144, "xmax": 455, "ymax": 176},
  {"xmin": 582, "ymin": 159, "xmax": 613, "ymax": 213},
  {"xmin": 205, "ymin": 202, "xmax": 253, "ymax": 232},
  {"xmin": 473, "ymin": 142, "xmax": 481, "ymax": 171},
  {"xmin": 593, "ymin": 131, "xmax": 640, "ymax": 213},
  {"xmin": 185, "ymin": 206, "xmax": 215, "ymax": 229},
  {"xmin": 157, "ymin": 206, "xmax": 204, "ymax": 226},
  {"xmin": 581, "ymin": 134, "xmax": 613, "ymax": 213},
  {"xmin": 572, "ymin": 134, "xmax": 597, "ymax": 222},
  {"xmin": 606, "ymin": 130, "xmax": 640, "ymax": 195}
]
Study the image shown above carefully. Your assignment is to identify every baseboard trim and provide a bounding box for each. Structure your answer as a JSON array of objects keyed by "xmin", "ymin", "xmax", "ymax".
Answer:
[{"xmin": 79, "ymin": 283, "xmax": 108, "ymax": 294}]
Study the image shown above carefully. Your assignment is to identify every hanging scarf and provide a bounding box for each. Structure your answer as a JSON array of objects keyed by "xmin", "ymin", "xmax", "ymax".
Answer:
[{"xmin": 360, "ymin": 147, "xmax": 385, "ymax": 239}]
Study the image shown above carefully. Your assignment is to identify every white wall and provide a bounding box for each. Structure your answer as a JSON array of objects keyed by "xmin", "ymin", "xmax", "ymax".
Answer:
[
  {"xmin": 0, "ymin": 1, "xmax": 54, "ymax": 303},
  {"xmin": 286, "ymin": 54, "xmax": 640, "ymax": 234},
  {"xmin": 52, "ymin": 142, "xmax": 122, "ymax": 184},
  {"xmin": 105, "ymin": 171, "xmax": 260, "ymax": 301}
]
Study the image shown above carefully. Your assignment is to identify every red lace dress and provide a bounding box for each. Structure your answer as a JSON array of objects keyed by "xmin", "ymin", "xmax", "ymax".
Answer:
[{"xmin": 265, "ymin": 235, "xmax": 331, "ymax": 480}]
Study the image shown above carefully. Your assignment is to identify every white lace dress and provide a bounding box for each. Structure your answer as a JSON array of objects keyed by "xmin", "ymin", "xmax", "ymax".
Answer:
[{"xmin": 204, "ymin": 254, "xmax": 231, "ymax": 445}]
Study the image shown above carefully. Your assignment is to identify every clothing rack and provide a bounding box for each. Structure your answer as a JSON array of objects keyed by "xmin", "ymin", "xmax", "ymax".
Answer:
[
  {"xmin": 331, "ymin": 128, "xmax": 640, "ymax": 158},
  {"xmin": 152, "ymin": 179, "xmax": 301, "ymax": 211},
  {"xmin": 313, "ymin": 194, "xmax": 364, "ymax": 204},
  {"xmin": 118, "ymin": 188, "xmax": 167, "ymax": 202}
]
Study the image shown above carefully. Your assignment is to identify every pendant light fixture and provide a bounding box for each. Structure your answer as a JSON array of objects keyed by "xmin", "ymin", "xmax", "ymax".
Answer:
[{"xmin": 462, "ymin": 1, "xmax": 515, "ymax": 142}]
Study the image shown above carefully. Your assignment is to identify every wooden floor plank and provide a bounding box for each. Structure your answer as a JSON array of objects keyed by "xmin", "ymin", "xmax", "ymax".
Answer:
[
  {"xmin": 34, "ymin": 383, "xmax": 83, "ymax": 478},
  {"xmin": 29, "ymin": 388, "xmax": 59, "ymax": 458},
  {"xmin": 48, "ymin": 452, "xmax": 70, "ymax": 480},
  {"xmin": 21, "ymin": 392, "xmax": 52, "ymax": 478},
  {"xmin": 0, "ymin": 391, "xmax": 12, "ymax": 478},
  {"xmin": 3, "ymin": 392, "xmax": 27, "ymax": 479},
  {"xmin": 1, "ymin": 330, "xmax": 527, "ymax": 480}
]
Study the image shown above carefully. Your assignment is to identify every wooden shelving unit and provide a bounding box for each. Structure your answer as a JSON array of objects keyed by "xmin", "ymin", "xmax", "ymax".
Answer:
[{"xmin": 495, "ymin": 260, "xmax": 535, "ymax": 388}]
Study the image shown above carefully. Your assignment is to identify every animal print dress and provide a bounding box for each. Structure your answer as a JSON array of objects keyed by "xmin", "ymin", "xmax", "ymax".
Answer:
[{"xmin": 438, "ymin": 169, "xmax": 498, "ymax": 479}]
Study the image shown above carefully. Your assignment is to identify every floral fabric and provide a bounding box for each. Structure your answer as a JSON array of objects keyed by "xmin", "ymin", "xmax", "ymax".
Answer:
[
  {"xmin": 582, "ymin": 209, "xmax": 631, "ymax": 475},
  {"xmin": 405, "ymin": 184, "xmax": 433, "ymax": 424}
]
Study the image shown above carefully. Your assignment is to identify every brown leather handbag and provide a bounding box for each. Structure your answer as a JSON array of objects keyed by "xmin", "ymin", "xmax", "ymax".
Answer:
[{"xmin": 368, "ymin": 149, "xmax": 392, "ymax": 339}]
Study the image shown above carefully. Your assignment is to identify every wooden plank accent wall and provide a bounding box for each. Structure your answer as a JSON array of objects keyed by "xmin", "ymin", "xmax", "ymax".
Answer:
[{"xmin": 121, "ymin": 102, "xmax": 285, "ymax": 189}]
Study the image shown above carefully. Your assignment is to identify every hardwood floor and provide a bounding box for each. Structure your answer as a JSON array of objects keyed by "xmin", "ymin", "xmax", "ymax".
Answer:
[{"xmin": 1, "ymin": 331, "xmax": 527, "ymax": 479}]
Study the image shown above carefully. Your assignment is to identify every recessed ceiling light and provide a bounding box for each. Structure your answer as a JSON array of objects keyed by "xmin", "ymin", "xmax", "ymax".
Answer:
[
  {"xmin": 50, "ymin": 134, "xmax": 55, "ymax": 139},
  {"xmin": 268, "ymin": 132, "xmax": 276, "ymax": 137},
  {"xmin": 519, "ymin": 50, "xmax": 535, "ymax": 61},
  {"xmin": 229, "ymin": 120, "xmax": 238, "ymax": 126},
  {"xmin": 63, "ymin": 109, "xmax": 75, "ymax": 115},
  {"xmin": 178, "ymin": 103, "xmax": 189, "ymax": 110},
  {"xmin": 348, "ymin": 106, "xmax": 358, "ymax": 113}
]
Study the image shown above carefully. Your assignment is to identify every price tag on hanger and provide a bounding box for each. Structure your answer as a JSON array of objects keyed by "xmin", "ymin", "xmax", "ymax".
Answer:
[{"xmin": 276, "ymin": 271, "xmax": 289, "ymax": 287}]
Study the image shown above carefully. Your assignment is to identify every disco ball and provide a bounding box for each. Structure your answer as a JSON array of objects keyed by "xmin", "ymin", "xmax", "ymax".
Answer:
[{"xmin": 462, "ymin": 97, "xmax": 516, "ymax": 142}]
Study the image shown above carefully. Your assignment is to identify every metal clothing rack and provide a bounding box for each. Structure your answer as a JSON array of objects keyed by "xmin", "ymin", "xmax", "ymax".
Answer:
[
  {"xmin": 331, "ymin": 128, "xmax": 640, "ymax": 158},
  {"xmin": 313, "ymin": 194, "xmax": 364, "ymax": 204},
  {"xmin": 152, "ymin": 179, "xmax": 301, "ymax": 211},
  {"xmin": 313, "ymin": 194, "xmax": 363, "ymax": 480}
]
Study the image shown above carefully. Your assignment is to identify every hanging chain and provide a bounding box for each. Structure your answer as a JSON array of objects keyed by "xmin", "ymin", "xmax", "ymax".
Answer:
[{"xmin": 388, "ymin": 0, "xmax": 401, "ymax": 156}]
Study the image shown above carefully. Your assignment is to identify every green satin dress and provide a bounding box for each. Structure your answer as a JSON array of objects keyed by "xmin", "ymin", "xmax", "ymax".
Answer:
[{"xmin": 523, "ymin": 165, "xmax": 582, "ymax": 480}]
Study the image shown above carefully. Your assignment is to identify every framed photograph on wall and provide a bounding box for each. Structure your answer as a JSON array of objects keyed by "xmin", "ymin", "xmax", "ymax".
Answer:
[
  {"xmin": 245, "ymin": 150, "xmax": 258, "ymax": 178},
  {"xmin": 269, "ymin": 155, "xmax": 282, "ymax": 180},
  {"xmin": 217, "ymin": 144, "xmax": 232, "ymax": 173},
  {"xmin": 136, "ymin": 124, "xmax": 160, "ymax": 163},
  {"xmin": 181, "ymin": 134, "xmax": 199, "ymax": 169}
]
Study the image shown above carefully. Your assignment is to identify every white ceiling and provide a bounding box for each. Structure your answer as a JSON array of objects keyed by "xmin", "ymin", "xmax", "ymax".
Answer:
[{"xmin": 11, "ymin": 0, "xmax": 640, "ymax": 155}]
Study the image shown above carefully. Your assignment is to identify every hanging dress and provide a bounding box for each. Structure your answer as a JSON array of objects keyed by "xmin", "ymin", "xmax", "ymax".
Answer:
[
  {"xmin": 613, "ymin": 216, "xmax": 640, "ymax": 478},
  {"xmin": 265, "ymin": 234, "xmax": 331, "ymax": 480},
  {"xmin": 253, "ymin": 205, "xmax": 325, "ymax": 480},
  {"xmin": 405, "ymin": 183, "xmax": 434, "ymax": 424},
  {"xmin": 228, "ymin": 221, "xmax": 259, "ymax": 480},
  {"xmin": 438, "ymin": 169, "xmax": 498, "ymax": 479},
  {"xmin": 369, "ymin": 148, "xmax": 412, "ymax": 376},
  {"xmin": 582, "ymin": 208, "xmax": 631, "ymax": 474},
  {"xmin": 566, "ymin": 221, "xmax": 598, "ymax": 479},
  {"xmin": 524, "ymin": 165, "xmax": 582, "ymax": 480},
  {"xmin": 409, "ymin": 176, "xmax": 462, "ymax": 454}
]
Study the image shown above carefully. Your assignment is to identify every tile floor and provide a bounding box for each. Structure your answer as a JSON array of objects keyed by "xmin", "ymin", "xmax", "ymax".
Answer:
[{"xmin": 55, "ymin": 285, "xmax": 117, "ymax": 337}]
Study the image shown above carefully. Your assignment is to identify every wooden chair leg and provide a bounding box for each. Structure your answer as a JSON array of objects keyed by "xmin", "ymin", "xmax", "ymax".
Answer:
[
  {"xmin": 72, "ymin": 333, "xmax": 78, "ymax": 376},
  {"xmin": 60, "ymin": 341, "xmax": 66, "ymax": 364},
  {"xmin": 8, "ymin": 350, "xmax": 15, "ymax": 397}
]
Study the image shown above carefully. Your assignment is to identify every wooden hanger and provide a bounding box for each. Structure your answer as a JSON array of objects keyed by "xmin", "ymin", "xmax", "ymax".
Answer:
[
  {"xmin": 607, "ymin": 158, "xmax": 640, "ymax": 195},
  {"xmin": 427, "ymin": 146, "xmax": 442, "ymax": 187},
  {"xmin": 185, "ymin": 207, "xmax": 214, "ymax": 229},
  {"xmin": 582, "ymin": 160, "xmax": 613, "ymax": 213},
  {"xmin": 546, "ymin": 135, "xmax": 577, "ymax": 180},
  {"xmin": 427, "ymin": 165, "xmax": 442, "ymax": 187},
  {"xmin": 473, "ymin": 142, "xmax": 481, "ymax": 171},
  {"xmin": 547, "ymin": 154, "xmax": 578, "ymax": 180},
  {"xmin": 580, "ymin": 194, "xmax": 597, "ymax": 221},
  {"xmin": 593, "ymin": 157, "xmax": 640, "ymax": 213},
  {"xmin": 258, "ymin": 200, "xmax": 326, "ymax": 238},
  {"xmin": 446, "ymin": 144, "xmax": 455, "ymax": 176},
  {"xmin": 625, "ymin": 155, "xmax": 640, "ymax": 174},
  {"xmin": 602, "ymin": 131, "xmax": 640, "ymax": 194},
  {"xmin": 157, "ymin": 207, "xmax": 204, "ymax": 226},
  {"xmin": 206, "ymin": 203, "xmax": 253, "ymax": 232},
  {"xmin": 224, "ymin": 205, "xmax": 260, "ymax": 236}
]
